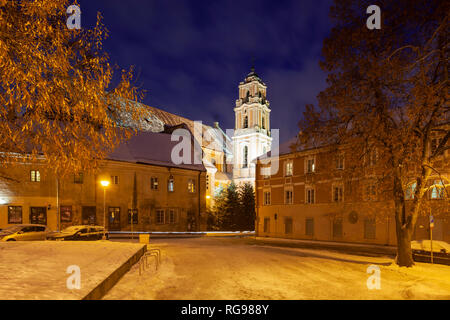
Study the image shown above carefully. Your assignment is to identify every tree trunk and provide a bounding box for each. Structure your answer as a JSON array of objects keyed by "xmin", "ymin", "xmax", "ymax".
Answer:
[{"xmin": 394, "ymin": 174, "xmax": 415, "ymax": 267}]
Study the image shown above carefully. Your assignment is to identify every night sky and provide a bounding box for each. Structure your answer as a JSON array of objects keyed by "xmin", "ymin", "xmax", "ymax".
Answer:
[{"xmin": 78, "ymin": 0, "xmax": 333, "ymax": 143}]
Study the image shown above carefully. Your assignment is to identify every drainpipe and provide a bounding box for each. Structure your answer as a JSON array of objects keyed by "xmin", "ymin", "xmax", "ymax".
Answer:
[{"xmin": 198, "ymin": 171, "xmax": 201, "ymax": 231}]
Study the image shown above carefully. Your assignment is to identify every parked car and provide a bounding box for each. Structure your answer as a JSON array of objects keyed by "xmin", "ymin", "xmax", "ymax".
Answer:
[
  {"xmin": 0, "ymin": 224, "xmax": 50, "ymax": 241},
  {"xmin": 47, "ymin": 225, "xmax": 108, "ymax": 241},
  {"xmin": 412, "ymin": 240, "xmax": 450, "ymax": 265}
]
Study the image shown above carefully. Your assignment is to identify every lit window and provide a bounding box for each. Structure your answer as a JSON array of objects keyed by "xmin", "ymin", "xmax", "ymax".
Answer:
[
  {"xmin": 30, "ymin": 170, "xmax": 40, "ymax": 182},
  {"xmin": 8, "ymin": 206, "xmax": 22, "ymax": 224},
  {"xmin": 188, "ymin": 179, "xmax": 195, "ymax": 193},
  {"xmin": 151, "ymin": 177, "xmax": 159, "ymax": 190},
  {"xmin": 285, "ymin": 161, "xmax": 293, "ymax": 176},
  {"xmin": 430, "ymin": 180, "xmax": 444, "ymax": 199},
  {"xmin": 168, "ymin": 176, "xmax": 174, "ymax": 192},
  {"xmin": 306, "ymin": 158, "xmax": 315, "ymax": 173}
]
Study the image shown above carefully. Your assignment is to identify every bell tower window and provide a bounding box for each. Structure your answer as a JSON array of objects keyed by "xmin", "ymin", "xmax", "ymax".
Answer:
[
  {"xmin": 243, "ymin": 116, "xmax": 248, "ymax": 128},
  {"xmin": 243, "ymin": 146, "xmax": 248, "ymax": 168},
  {"xmin": 262, "ymin": 117, "xmax": 265, "ymax": 129}
]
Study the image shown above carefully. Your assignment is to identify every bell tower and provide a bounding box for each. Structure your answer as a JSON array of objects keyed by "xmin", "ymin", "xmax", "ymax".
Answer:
[{"xmin": 232, "ymin": 66, "xmax": 272, "ymax": 186}]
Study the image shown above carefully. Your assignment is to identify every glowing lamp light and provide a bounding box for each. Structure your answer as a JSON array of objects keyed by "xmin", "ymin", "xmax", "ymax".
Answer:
[
  {"xmin": 0, "ymin": 198, "xmax": 6, "ymax": 205},
  {"xmin": 100, "ymin": 180, "xmax": 110, "ymax": 187},
  {"xmin": 206, "ymin": 195, "xmax": 211, "ymax": 199}
]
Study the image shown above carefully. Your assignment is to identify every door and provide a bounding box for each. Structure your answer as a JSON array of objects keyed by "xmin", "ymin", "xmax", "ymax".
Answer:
[
  {"xmin": 17, "ymin": 226, "xmax": 34, "ymax": 241},
  {"xmin": 30, "ymin": 207, "xmax": 47, "ymax": 225},
  {"xmin": 82, "ymin": 206, "xmax": 96, "ymax": 225},
  {"xmin": 108, "ymin": 207, "xmax": 121, "ymax": 231}
]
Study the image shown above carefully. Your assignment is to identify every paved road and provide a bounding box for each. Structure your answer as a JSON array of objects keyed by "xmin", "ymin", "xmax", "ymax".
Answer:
[{"xmin": 104, "ymin": 237, "xmax": 450, "ymax": 300}]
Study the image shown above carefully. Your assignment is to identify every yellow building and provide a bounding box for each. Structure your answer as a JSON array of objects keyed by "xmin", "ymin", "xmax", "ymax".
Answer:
[{"xmin": 0, "ymin": 131, "xmax": 207, "ymax": 232}]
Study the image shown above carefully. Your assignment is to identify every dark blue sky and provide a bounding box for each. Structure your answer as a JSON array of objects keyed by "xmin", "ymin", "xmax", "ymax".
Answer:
[{"xmin": 78, "ymin": 0, "xmax": 333, "ymax": 143}]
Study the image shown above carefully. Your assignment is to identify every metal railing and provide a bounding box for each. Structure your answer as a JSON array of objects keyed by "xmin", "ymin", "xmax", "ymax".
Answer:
[{"xmin": 138, "ymin": 249, "xmax": 161, "ymax": 276}]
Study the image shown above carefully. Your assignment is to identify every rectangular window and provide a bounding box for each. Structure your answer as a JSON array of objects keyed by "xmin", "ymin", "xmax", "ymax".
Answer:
[
  {"xmin": 336, "ymin": 154, "xmax": 344, "ymax": 170},
  {"xmin": 30, "ymin": 207, "xmax": 47, "ymax": 225},
  {"xmin": 60, "ymin": 206, "xmax": 72, "ymax": 223},
  {"xmin": 264, "ymin": 217, "xmax": 270, "ymax": 233},
  {"xmin": 30, "ymin": 170, "xmax": 40, "ymax": 182},
  {"xmin": 285, "ymin": 189, "xmax": 293, "ymax": 204},
  {"xmin": 333, "ymin": 186, "xmax": 344, "ymax": 203},
  {"xmin": 364, "ymin": 217, "xmax": 376, "ymax": 239},
  {"xmin": 263, "ymin": 191, "xmax": 271, "ymax": 205},
  {"xmin": 188, "ymin": 179, "xmax": 195, "ymax": 193},
  {"xmin": 151, "ymin": 177, "xmax": 159, "ymax": 190},
  {"xmin": 108, "ymin": 207, "xmax": 121, "ymax": 227},
  {"xmin": 127, "ymin": 209, "xmax": 138, "ymax": 224},
  {"xmin": 74, "ymin": 173, "xmax": 83, "ymax": 184},
  {"xmin": 405, "ymin": 182, "xmax": 416, "ymax": 200},
  {"xmin": 333, "ymin": 218, "xmax": 343, "ymax": 238},
  {"xmin": 305, "ymin": 218, "xmax": 314, "ymax": 236},
  {"xmin": 430, "ymin": 180, "xmax": 444, "ymax": 199},
  {"xmin": 306, "ymin": 188, "xmax": 315, "ymax": 204},
  {"xmin": 8, "ymin": 206, "xmax": 22, "ymax": 224},
  {"xmin": 111, "ymin": 176, "xmax": 119, "ymax": 185},
  {"xmin": 285, "ymin": 161, "xmax": 293, "ymax": 176},
  {"xmin": 306, "ymin": 158, "xmax": 315, "ymax": 173},
  {"xmin": 168, "ymin": 177, "xmax": 174, "ymax": 192},
  {"xmin": 168, "ymin": 209, "xmax": 177, "ymax": 224},
  {"xmin": 156, "ymin": 209, "xmax": 165, "ymax": 224},
  {"xmin": 285, "ymin": 217, "xmax": 293, "ymax": 234}
]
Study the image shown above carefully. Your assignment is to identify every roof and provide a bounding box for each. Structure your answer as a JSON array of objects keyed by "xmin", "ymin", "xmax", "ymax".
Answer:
[
  {"xmin": 145, "ymin": 105, "xmax": 232, "ymax": 154},
  {"xmin": 256, "ymin": 136, "xmax": 299, "ymax": 161},
  {"xmin": 107, "ymin": 131, "xmax": 206, "ymax": 171}
]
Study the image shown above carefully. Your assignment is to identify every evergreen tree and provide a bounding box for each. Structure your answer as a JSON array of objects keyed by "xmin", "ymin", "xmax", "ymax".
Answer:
[{"xmin": 238, "ymin": 183, "xmax": 256, "ymax": 231}]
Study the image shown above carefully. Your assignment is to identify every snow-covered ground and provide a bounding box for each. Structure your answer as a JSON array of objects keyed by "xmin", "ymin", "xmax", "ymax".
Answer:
[
  {"xmin": 104, "ymin": 238, "xmax": 450, "ymax": 300},
  {"xmin": 0, "ymin": 241, "xmax": 145, "ymax": 299}
]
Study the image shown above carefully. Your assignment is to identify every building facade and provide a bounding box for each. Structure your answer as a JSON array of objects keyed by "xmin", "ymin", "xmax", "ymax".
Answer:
[
  {"xmin": 255, "ymin": 139, "xmax": 450, "ymax": 245},
  {"xmin": 233, "ymin": 67, "xmax": 272, "ymax": 186},
  {"xmin": 0, "ymin": 131, "xmax": 207, "ymax": 232}
]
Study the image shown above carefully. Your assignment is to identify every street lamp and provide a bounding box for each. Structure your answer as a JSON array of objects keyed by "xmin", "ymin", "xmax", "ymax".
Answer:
[{"xmin": 100, "ymin": 180, "xmax": 110, "ymax": 240}]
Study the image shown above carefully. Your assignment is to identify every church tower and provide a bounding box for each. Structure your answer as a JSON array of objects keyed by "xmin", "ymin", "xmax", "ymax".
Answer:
[{"xmin": 232, "ymin": 67, "xmax": 272, "ymax": 186}]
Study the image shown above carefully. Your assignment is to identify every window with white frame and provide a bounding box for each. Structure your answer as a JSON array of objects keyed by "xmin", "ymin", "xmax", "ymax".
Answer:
[
  {"xmin": 285, "ymin": 188, "xmax": 293, "ymax": 204},
  {"xmin": 336, "ymin": 154, "xmax": 344, "ymax": 170},
  {"xmin": 156, "ymin": 209, "xmax": 165, "ymax": 224},
  {"xmin": 168, "ymin": 176, "xmax": 174, "ymax": 192},
  {"xmin": 333, "ymin": 185, "xmax": 344, "ymax": 202},
  {"xmin": 151, "ymin": 177, "xmax": 159, "ymax": 190},
  {"xmin": 30, "ymin": 170, "xmax": 40, "ymax": 182},
  {"xmin": 306, "ymin": 187, "xmax": 315, "ymax": 204},
  {"xmin": 306, "ymin": 157, "xmax": 315, "ymax": 173},
  {"xmin": 285, "ymin": 160, "xmax": 293, "ymax": 176},
  {"xmin": 263, "ymin": 191, "xmax": 271, "ymax": 205}
]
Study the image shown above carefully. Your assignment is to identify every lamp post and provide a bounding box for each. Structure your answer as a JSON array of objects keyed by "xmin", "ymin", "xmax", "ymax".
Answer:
[{"xmin": 100, "ymin": 180, "xmax": 110, "ymax": 240}]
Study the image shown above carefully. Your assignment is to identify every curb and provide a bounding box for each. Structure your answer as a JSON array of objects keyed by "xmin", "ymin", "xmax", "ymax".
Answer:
[{"xmin": 82, "ymin": 244, "xmax": 147, "ymax": 300}]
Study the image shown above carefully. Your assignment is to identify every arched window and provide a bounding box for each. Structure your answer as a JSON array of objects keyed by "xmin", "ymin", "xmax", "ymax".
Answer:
[
  {"xmin": 262, "ymin": 117, "xmax": 265, "ymax": 129},
  {"xmin": 243, "ymin": 116, "xmax": 248, "ymax": 128},
  {"xmin": 243, "ymin": 146, "xmax": 248, "ymax": 168}
]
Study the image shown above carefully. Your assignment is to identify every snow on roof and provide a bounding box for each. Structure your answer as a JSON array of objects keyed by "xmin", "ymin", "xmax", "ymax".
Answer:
[{"xmin": 108, "ymin": 131, "xmax": 206, "ymax": 172}]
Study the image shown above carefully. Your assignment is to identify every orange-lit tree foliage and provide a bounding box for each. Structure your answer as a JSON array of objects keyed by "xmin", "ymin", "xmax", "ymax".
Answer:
[
  {"xmin": 298, "ymin": 0, "xmax": 449, "ymax": 266},
  {"xmin": 0, "ymin": 0, "xmax": 144, "ymax": 179}
]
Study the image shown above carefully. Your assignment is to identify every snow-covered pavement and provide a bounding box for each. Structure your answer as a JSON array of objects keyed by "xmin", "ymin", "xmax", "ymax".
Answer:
[
  {"xmin": 104, "ymin": 237, "xmax": 450, "ymax": 300},
  {"xmin": 0, "ymin": 241, "xmax": 145, "ymax": 299}
]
